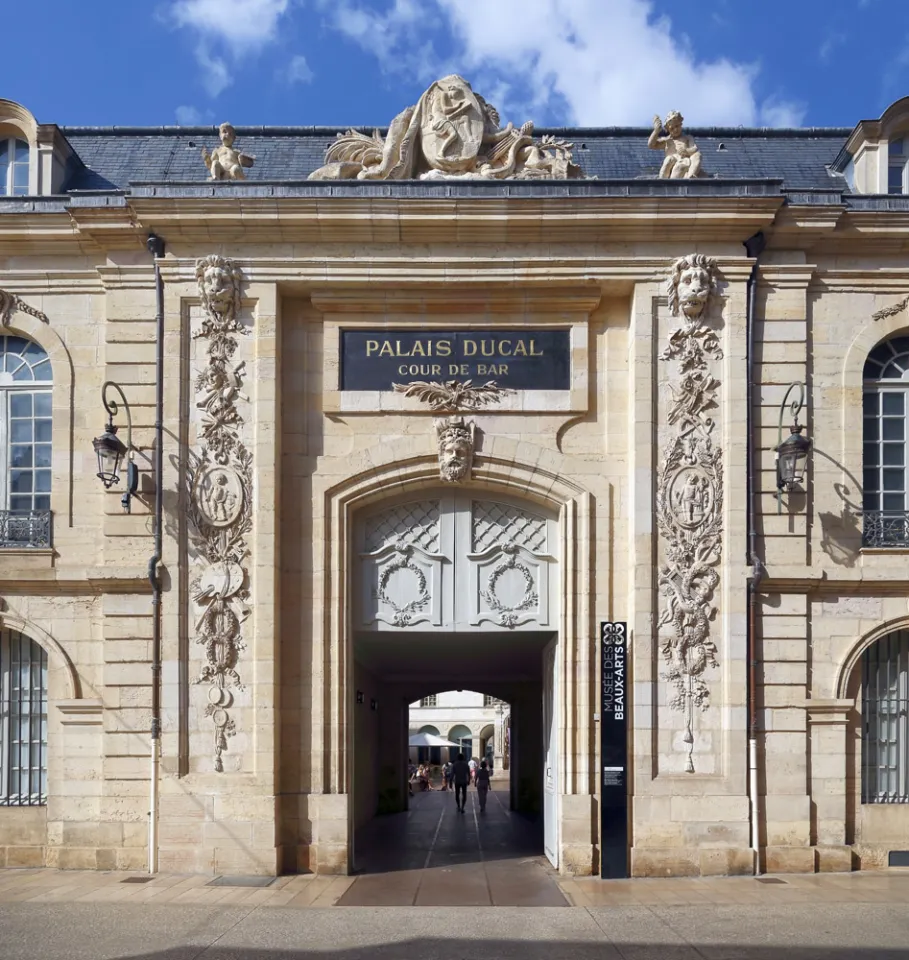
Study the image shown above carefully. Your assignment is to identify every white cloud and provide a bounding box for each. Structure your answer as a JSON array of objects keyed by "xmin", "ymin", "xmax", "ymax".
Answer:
[
  {"xmin": 283, "ymin": 54, "xmax": 314, "ymax": 84},
  {"xmin": 164, "ymin": 0, "xmax": 294, "ymax": 96},
  {"xmin": 818, "ymin": 31, "xmax": 846, "ymax": 63},
  {"xmin": 194, "ymin": 43, "xmax": 232, "ymax": 97},
  {"xmin": 326, "ymin": 0, "xmax": 805, "ymax": 128},
  {"xmin": 759, "ymin": 96, "xmax": 807, "ymax": 128},
  {"xmin": 168, "ymin": 0, "xmax": 291, "ymax": 50},
  {"xmin": 175, "ymin": 104, "xmax": 205, "ymax": 124}
]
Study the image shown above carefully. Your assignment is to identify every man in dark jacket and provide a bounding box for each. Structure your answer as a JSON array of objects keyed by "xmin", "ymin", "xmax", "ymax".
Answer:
[{"xmin": 451, "ymin": 752, "xmax": 471, "ymax": 813}]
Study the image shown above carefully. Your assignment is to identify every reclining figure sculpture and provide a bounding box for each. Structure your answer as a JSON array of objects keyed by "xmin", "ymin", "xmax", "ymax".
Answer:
[{"xmin": 308, "ymin": 75, "xmax": 582, "ymax": 181}]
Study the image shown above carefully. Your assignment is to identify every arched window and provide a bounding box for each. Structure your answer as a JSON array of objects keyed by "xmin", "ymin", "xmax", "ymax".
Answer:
[
  {"xmin": 0, "ymin": 628, "xmax": 47, "ymax": 805},
  {"xmin": 863, "ymin": 334, "xmax": 909, "ymax": 546},
  {"xmin": 0, "ymin": 137, "xmax": 29, "ymax": 196},
  {"xmin": 0, "ymin": 336, "xmax": 52, "ymax": 548},
  {"xmin": 862, "ymin": 629, "xmax": 909, "ymax": 804}
]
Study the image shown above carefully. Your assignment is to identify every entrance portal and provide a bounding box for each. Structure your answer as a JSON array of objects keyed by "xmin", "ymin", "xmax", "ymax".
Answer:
[{"xmin": 350, "ymin": 491, "xmax": 560, "ymax": 875}]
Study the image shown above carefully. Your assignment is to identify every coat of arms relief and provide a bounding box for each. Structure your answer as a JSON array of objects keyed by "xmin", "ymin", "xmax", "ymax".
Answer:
[
  {"xmin": 309, "ymin": 74, "xmax": 582, "ymax": 181},
  {"xmin": 187, "ymin": 255, "xmax": 253, "ymax": 773},
  {"xmin": 656, "ymin": 254, "xmax": 723, "ymax": 774}
]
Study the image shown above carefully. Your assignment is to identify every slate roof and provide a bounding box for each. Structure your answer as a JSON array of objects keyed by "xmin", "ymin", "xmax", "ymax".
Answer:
[{"xmin": 57, "ymin": 125, "xmax": 852, "ymax": 194}]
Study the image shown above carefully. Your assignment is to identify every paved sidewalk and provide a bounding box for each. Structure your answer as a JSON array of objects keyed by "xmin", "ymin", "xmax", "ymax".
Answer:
[{"xmin": 0, "ymin": 868, "xmax": 908, "ymax": 958}]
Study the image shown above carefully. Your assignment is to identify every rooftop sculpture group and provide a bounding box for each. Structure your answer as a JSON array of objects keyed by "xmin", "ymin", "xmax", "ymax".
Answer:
[
  {"xmin": 308, "ymin": 74, "xmax": 581, "ymax": 181},
  {"xmin": 196, "ymin": 83, "xmax": 706, "ymax": 183}
]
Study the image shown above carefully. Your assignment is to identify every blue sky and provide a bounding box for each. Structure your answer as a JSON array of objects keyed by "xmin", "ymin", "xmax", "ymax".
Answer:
[{"xmin": 3, "ymin": 0, "xmax": 908, "ymax": 129}]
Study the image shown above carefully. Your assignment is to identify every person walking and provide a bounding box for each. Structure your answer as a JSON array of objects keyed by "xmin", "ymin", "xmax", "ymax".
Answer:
[
  {"xmin": 475, "ymin": 759, "xmax": 491, "ymax": 813},
  {"xmin": 468, "ymin": 755, "xmax": 478, "ymax": 785},
  {"xmin": 452, "ymin": 752, "xmax": 470, "ymax": 813},
  {"xmin": 441, "ymin": 759, "xmax": 452, "ymax": 791}
]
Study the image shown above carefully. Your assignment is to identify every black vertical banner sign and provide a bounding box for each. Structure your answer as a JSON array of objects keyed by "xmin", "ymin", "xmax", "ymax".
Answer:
[{"xmin": 600, "ymin": 621, "xmax": 629, "ymax": 879}]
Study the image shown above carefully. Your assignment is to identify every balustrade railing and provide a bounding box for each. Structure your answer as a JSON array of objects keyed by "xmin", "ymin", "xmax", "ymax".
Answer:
[
  {"xmin": 863, "ymin": 511, "xmax": 909, "ymax": 548},
  {"xmin": 0, "ymin": 510, "xmax": 52, "ymax": 548}
]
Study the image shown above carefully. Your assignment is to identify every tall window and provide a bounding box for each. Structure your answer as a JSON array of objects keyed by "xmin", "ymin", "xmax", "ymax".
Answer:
[
  {"xmin": 420, "ymin": 695, "xmax": 437, "ymax": 707},
  {"xmin": 863, "ymin": 335, "xmax": 909, "ymax": 546},
  {"xmin": 889, "ymin": 138, "xmax": 908, "ymax": 195},
  {"xmin": 0, "ymin": 138, "xmax": 28, "ymax": 197},
  {"xmin": 0, "ymin": 629, "xmax": 47, "ymax": 806},
  {"xmin": 862, "ymin": 629, "xmax": 909, "ymax": 804}
]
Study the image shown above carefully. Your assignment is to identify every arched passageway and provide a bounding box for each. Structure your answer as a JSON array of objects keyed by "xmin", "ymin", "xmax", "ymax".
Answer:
[{"xmin": 349, "ymin": 490, "xmax": 561, "ymax": 883}]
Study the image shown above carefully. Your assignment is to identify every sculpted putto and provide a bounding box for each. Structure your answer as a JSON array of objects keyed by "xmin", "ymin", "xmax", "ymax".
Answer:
[
  {"xmin": 667, "ymin": 253, "xmax": 717, "ymax": 320},
  {"xmin": 648, "ymin": 111, "xmax": 703, "ymax": 179},
  {"xmin": 309, "ymin": 75, "xmax": 581, "ymax": 181},
  {"xmin": 435, "ymin": 416, "xmax": 475, "ymax": 483},
  {"xmin": 202, "ymin": 122, "xmax": 255, "ymax": 181}
]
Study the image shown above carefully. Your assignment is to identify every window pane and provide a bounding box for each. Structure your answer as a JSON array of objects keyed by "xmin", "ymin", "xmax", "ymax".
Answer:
[
  {"xmin": 34, "ymin": 445, "xmax": 51, "ymax": 468},
  {"xmin": 10, "ymin": 420, "xmax": 32, "ymax": 443},
  {"xmin": 12, "ymin": 163, "xmax": 28, "ymax": 189},
  {"xmin": 884, "ymin": 444, "xmax": 905, "ymax": 466},
  {"xmin": 33, "ymin": 393, "xmax": 50, "ymax": 417},
  {"xmin": 33, "ymin": 495, "xmax": 49, "ymax": 511},
  {"xmin": 32, "ymin": 360, "xmax": 51, "ymax": 382},
  {"xmin": 865, "ymin": 442, "xmax": 880, "ymax": 466},
  {"xmin": 864, "ymin": 417, "xmax": 879, "ymax": 441},
  {"xmin": 9, "ymin": 495, "xmax": 31, "ymax": 512},
  {"xmin": 864, "ymin": 490, "xmax": 881, "ymax": 510},
  {"xmin": 34, "ymin": 471, "xmax": 50, "ymax": 493},
  {"xmin": 0, "ymin": 140, "xmax": 8, "ymax": 161},
  {"xmin": 9, "ymin": 394, "xmax": 31, "ymax": 417},
  {"xmin": 10, "ymin": 471, "xmax": 32, "ymax": 493},
  {"xmin": 883, "ymin": 418, "xmax": 905, "ymax": 441},
  {"xmin": 864, "ymin": 468, "xmax": 880, "ymax": 492},
  {"xmin": 13, "ymin": 140, "xmax": 28, "ymax": 162},
  {"xmin": 891, "ymin": 138, "xmax": 905, "ymax": 155},
  {"xmin": 883, "ymin": 468, "xmax": 905, "ymax": 491},
  {"xmin": 10, "ymin": 446, "xmax": 32, "ymax": 468},
  {"xmin": 864, "ymin": 392, "xmax": 880, "ymax": 415},
  {"xmin": 35, "ymin": 420, "xmax": 51, "ymax": 442},
  {"xmin": 883, "ymin": 393, "xmax": 905, "ymax": 415}
]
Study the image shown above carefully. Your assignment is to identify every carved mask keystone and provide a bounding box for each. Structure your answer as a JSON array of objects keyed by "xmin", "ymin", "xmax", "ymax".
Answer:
[{"xmin": 435, "ymin": 416, "xmax": 475, "ymax": 483}]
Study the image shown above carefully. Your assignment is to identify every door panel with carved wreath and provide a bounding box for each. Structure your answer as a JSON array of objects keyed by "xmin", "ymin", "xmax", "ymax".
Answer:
[{"xmin": 357, "ymin": 493, "xmax": 558, "ymax": 632}]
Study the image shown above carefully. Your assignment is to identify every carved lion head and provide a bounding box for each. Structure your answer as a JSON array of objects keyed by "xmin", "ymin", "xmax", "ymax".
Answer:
[
  {"xmin": 667, "ymin": 254, "xmax": 718, "ymax": 320},
  {"xmin": 435, "ymin": 417, "xmax": 475, "ymax": 483},
  {"xmin": 196, "ymin": 255, "xmax": 242, "ymax": 319}
]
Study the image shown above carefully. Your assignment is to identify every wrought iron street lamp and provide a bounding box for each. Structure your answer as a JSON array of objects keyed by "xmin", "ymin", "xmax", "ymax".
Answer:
[
  {"xmin": 92, "ymin": 381, "xmax": 139, "ymax": 513},
  {"xmin": 775, "ymin": 382, "xmax": 811, "ymax": 513}
]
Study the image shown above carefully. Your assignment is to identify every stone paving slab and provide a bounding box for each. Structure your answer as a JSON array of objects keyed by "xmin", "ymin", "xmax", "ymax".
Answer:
[{"xmin": 3, "ymin": 900, "xmax": 909, "ymax": 959}]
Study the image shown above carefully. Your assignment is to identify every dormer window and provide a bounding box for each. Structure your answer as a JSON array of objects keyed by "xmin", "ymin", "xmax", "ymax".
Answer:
[
  {"xmin": 889, "ymin": 138, "xmax": 908, "ymax": 194},
  {"xmin": 0, "ymin": 138, "xmax": 28, "ymax": 196}
]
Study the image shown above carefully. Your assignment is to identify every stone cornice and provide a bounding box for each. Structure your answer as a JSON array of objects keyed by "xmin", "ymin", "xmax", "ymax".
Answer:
[{"xmin": 158, "ymin": 256, "xmax": 756, "ymax": 289}]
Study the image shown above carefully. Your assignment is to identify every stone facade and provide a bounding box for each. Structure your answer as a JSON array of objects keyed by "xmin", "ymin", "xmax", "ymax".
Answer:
[{"xmin": 1, "ymin": 89, "xmax": 909, "ymax": 878}]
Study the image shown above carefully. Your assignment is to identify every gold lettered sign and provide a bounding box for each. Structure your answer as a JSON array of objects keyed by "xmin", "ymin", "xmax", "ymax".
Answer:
[{"xmin": 340, "ymin": 329, "xmax": 570, "ymax": 391}]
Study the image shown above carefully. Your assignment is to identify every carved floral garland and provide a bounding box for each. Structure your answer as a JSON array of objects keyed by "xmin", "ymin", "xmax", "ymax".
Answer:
[
  {"xmin": 374, "ymin": 542, "xmax": 430, "ymax": 626},
  {"xmin": 656, "ymin": 256, "xmax": 722, "ymax": 774},
  {"xmin": 480, "ymin": 544, "xmax": 538, "ymax": 627},
  {"xmin": 187, "ymin": 255, "xmax": 252, "ymax": 773}
]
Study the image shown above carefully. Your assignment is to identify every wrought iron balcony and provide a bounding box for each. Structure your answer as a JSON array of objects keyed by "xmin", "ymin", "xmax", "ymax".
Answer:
[
  {"xmin": 0, "ymin": 510, "xmax": 52, "ymax": 548},
  {"xmin": 863, "ymin": 511, "xmax": 909, "ymax": 548}
]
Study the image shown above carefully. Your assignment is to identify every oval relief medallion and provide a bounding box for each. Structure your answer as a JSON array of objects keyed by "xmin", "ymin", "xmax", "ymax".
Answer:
[
  {"xmin": 668, "ymin": 467, "xmax": 713, "ymax": 530},
  {"xmin": 193, "ymin": 465, "xmax": 245, "ymax": 528}
]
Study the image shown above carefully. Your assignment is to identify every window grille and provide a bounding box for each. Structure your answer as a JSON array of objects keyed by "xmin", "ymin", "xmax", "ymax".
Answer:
[
  {"xmin": 420, "ymin": 695, "xmax": 437, "ymax": 707},
  {"xmin": 0, "ymin": 629, "xmax": 47, "ymax": 806},
  {"xmin": 862, "ymin": 629, "xmax": 909, "ymax": 803}
]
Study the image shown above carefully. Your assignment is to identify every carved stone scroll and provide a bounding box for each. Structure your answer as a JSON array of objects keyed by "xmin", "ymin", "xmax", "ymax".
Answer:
[
  {"xmin": 188, "ymin": 254, "xmax": 251, "ymax": 773},
  {"xmin": 657, "ymin": 254, "xmax": 721, "ymax": 773},
  {"xmin": 0, "ymin": 289, "xmax": 48, "ymax": 327}
]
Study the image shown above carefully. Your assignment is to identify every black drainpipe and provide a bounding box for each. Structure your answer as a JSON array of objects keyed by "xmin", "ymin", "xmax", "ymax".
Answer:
[
  {"xmin": 744, "ymin": 230, "xmax": 766, "ymax": 874},
  {"xmin": 146, "ymin": 232, "xmax": 166, "ymax": 874}
]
